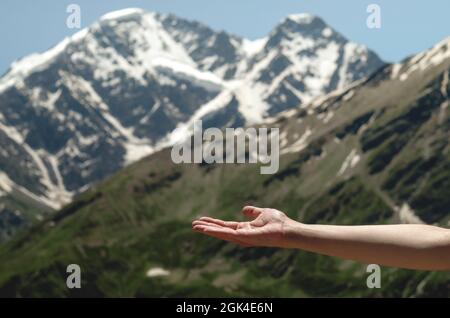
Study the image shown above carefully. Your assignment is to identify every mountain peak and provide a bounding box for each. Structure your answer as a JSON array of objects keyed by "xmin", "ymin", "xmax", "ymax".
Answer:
[
  {"xmin": 99, "ymin": 8, "xmax": 146, "ymax": 21},
  {"xmin": 285, "ymin": 13, "xmax": 318, "ymax": 24},
  {"xmin": 430, "ymin": 36, "xmax": 450, "ymax": 54},
  {"xmin": 268, "ymin": 13, "xmax": 333, "ymax": 43}
]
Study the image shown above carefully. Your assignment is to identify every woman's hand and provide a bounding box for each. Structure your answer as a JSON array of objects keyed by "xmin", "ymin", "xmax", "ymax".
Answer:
[
  {"xmin": 192, "ymin": 206, "xmax": 450, "ymax": 270},
  {"xmin": 192, "ymin": 206, "xmax": 298, "ymax": 248}
]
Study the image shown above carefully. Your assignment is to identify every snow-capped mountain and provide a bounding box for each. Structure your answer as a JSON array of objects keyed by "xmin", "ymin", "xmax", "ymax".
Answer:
[{"xmin": 0, "ymin": 8, "xmax": 383, "ymax": 222}]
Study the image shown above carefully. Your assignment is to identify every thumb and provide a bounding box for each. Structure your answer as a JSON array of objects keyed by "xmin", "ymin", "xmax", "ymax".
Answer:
[{"xmin": 242, "ymin": 206, "xmax": 263, "ymax": 219}]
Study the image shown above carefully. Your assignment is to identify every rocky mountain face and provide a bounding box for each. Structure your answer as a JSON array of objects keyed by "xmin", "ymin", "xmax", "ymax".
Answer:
[
  {"xmin": 0, "ymin": 37, "xmax": 448, "ymax": 297},
  {"xmin": 0, "ymin": 9, "xmax": 383, "ymax": 239}
]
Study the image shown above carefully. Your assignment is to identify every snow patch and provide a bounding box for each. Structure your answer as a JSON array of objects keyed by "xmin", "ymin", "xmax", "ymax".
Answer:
[
  {"xmin": 152, "ymin": 57, "xmax": 224, "ymax": 89},
  {"xmin": 286, "ymin": 13, "xmax": 316, "ymax": 24},
  {"xmin": 281, "ymin": 128, "xmax": 312, "ymax": 154},
  {"xmin": 322, "ymin": 111, "xmax": 334, "ymax": 124},
  {"xmin": 125, "ymin": 143, "xmax": 154, "ymax": 165},
  {"xmin": 100, "ymin": 8, "xmax": 144, "ymax": 21},
  {"xmin": 164, "ymin": 90, "xmax": 235, "ymax": 146},
  {"xmin": 401, "ymin": 37, "xmax": 450, "ymax": 79},
  {"xmin": 242, "ymin": 38, "xmax": 267, "ymax": 57},
  {"xmin": 0, "ymin": 171, "xmax": 64, "ymax": 210},
  {"xmin": 322, "ymin": 27, "xmax": 333, "ymax": 38},
  {"xmin": 397, "ymin": 203, "xmax": 424, "ymax": 224},
  {"xmin": 235, "ymin": 83, "xmax": 269, "ymax": 125},
  {"xmin": 337, "ymin": 149, "xmax": 360, "ymax": 176},
  {"xmin": 342, "ymin": 90, "xmax": 354, "ymax": 101},
  {"xmin": 441, "ymin": 70, "xmax": 449, "ymax": 98},
  {"xmin": 0, "ymin": 172, "xmax": 13, "ymax": 194},
  {"xmin": 146, "ymin": 267, "xmax": 170, "ymax": 278},
  {"xmin": 390, "ymin": 63, "xmax": 402, "ymax": 79}
]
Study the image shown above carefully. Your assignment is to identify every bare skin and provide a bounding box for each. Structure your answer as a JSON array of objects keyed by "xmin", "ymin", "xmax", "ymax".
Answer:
[{"xmin": 192, "ymin": 206, "xmax": 450, "ymax": 271}]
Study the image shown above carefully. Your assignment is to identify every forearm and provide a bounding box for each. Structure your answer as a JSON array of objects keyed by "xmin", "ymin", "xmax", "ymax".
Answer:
[{"xmin": 284, "ymin": 222, "xmax": 450, "ymax": 271}]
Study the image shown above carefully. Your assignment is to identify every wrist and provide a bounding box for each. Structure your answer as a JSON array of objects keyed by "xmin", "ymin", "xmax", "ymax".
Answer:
[{"xmin": 281, "ymin": 219, "xmax": 309, "ymax": 248}]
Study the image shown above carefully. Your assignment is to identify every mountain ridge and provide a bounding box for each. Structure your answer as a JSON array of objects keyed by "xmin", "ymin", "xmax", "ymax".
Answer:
[{"xmin": 0, "ymin": 8, "xmax": 384, "ymax": 240}]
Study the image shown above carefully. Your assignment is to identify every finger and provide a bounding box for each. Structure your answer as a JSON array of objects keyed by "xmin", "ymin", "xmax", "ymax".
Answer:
[
  {"xmin": 193, "ymin": 225, "xmax": 243, "ymax": 243},
  {"xmin": 242, "ymin": 206, "xmax": 263, "ymax": 219},
  {"xmin": 193, "ymin": 225, "xmax": 249, "ymax": 246},
  {"xmin": 249, "ymin": 218, "xmax": 265, "ymax": 227},
  {"xmin": 192, "ymin": 220, "xmax": 224, "ymax": 228},
  {"xmin": 193, "ymin": 226, "xmax": 237, "ymax": 243},
  {"xmin": 195, "ymin": 229, "xmax": 242, "ymax": 245},
  {"xmin": 197, "ymin": 217, "xmax": 239, "ymax": 229},
  {"xmin": 193, "ymin": 224, "xmax": 237, "ymax": 237}
]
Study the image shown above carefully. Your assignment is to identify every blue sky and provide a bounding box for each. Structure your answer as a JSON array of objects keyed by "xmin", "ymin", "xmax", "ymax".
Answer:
[{"xmin": 1, "ymin": 0, "xmax": 449, "ymax": 75}]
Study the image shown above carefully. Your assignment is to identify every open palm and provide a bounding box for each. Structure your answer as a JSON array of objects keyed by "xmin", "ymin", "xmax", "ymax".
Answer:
[{"xmin": 192, "ymin": 206, "xmax": 296, "ymax": 248}]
